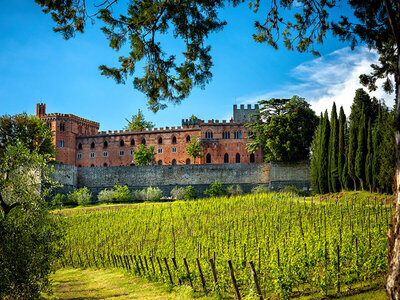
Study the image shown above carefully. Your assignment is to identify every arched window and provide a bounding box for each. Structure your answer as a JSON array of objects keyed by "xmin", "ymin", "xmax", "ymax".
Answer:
[
  {"xmin": 158, "ymin": 137, "xmax": 163, "ymax": 144},
  {"xmin": 250, "ymin": 153, "xmax": 255, "ymax": 163},
  {"xmin": 234, "ymin": 131, "xmax": 242, "ymax": 139},
  {"xmin": 158, "ymin": 160, "xmax": 162, "ymax": 165},
  {"xmin": 91, "ymin": 142, "xmax": 95, "ymax": 149},
  {"xmin": 186, "ymin": 158, "xmax": 191, "ymax": 165},
  {"xmin": 120, "ymin": 140, "xmax": 125, "ymax": 146},
  {"xmin": 222, "ymin": 132, "xmax": 230, "ymax": 139},
  {"xmin": 172, "ymin": 159, "xmax": 177, "ymax": 165},
  {"xmin": 90, "ymin": 164, "xmax": 95, "ymax": 167},
  {"xmin": 205, "ymin": 131, "xmax": 213, "ymax": 139},
  {"xmin": 78, "ymin": 164, "xmax": 82, "ymax": 168},
  {"xmin": 130, "ymin": 139, "xmax": 135, "ymax": 146},
  {"xmin": 172, "ymin": 136, "xmax": 177, "ymax": 144},
  {"xmin": 224, "ymin": 153, "xmax": 229, "ymax": 163},
  {"xmin": 104, "ymin": 163, "xmax": 108, "ymax": 167},
  {"xmin": 77, "ymin": 143, "xmax": 82, "ymax": 150},
  {"xmin": 186, "ymin": 135, "xmax": 191, "ymax": 142},
  {"xmin": 235, "ymin": 153, "xmax": 241, "ymax": 163},
  {"xmin": 103, "ymin": 141, "xmax": 108, "ymax": 148},
  {"xmin": 142, "ymin": 138, "xmax": 146, "ymax": 145},
  {"xmin": 206, "ymin": 153, "xmax": 211, "ymax": 164}
]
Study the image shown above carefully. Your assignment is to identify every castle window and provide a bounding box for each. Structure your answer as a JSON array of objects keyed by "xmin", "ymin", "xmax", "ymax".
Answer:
[
  {"xmin": 158, "ymin": 137, "xmax": 163, "ymax": 144},
  {"xmin": 186, "ymin": 158, "xmax": 191, "ymax": 165},
  {"xmin": 186, "ymin": 135, "xmax": 191, "ymax": 142},
  {"xmin": 78, "ymin": 165, "xmax": 82, "ymax": 168},
  {"xmin": 91, "ymin": 142, "xmax": 95, "ymax": 149},
  {"xmin": 158, "ymin": 160, "xmax": 162, "ymax": 165},
  {"xmin": 90, "ymin": 152, "xmax": 95, "ymax": 158},
  {"xmin": 235, "ymin": 153, "xmax": 241, "ymax": 163},
  {"xmin": 172, "ymin": 147, "xmax": 177, "ymax": 153},
  {"xmin": 172, "ymin": 159, "xmax": 177, "ymax": 165},
  {"xmin": 172, "ymin": 136, "xmax": 177, "ymax": 144},
  {"xmin": 60, "ymin": 140, "xmax": 64, "ymax": 148},
  {"xmin": 205, "ymin": 131, "xmax": 213, "ymax": 139},
  {"xmin": 78, "ymin": 143, "xmax": 82, "ymax": 150},
  {"xmin": 104, "ymin": 163, "xmax": 108, "ymax": 167},
  {"xmin": 206, "ymin": 153, "xmax": 211, "ymax": 164},
  {"xmin": 103, "ymin": 151, "xmax": 108, "ymax": 157},
  {"xmin": 248, "ymin": 131, "xmax": 255, "ymax": 138},
  {"xmin": 60, "ymin": 123, "xmax": 65, "ymax": 132},
  {"xmin": 157, "ymin": 148, "xmax": 163, "ymax": 154},
  {"xmin": 77, "ymin": 153, "xmax": 82, "ymax": 159},
  {"xmin": 142, "ymin": 138, "xmax": 146, "ymax": 145},
  {"xmin": 250, "ymin": 153, "xmax": 255, "ymax": 163},
  {"xmin": 130, "ymin": 150, "xmax": 134, "ymax": 155},
  {"xmin": 120, "ymin": 140, "xmax": 125, "ymax": 147},
  {"xmin": 222, "ymin": 132, "xmax": 230, "ymax": 139},
  {"xmin": 224, "ymin": 153, "xmax": 229, "ymax": 163},
  {"xmin": 131, "ymin": 139, "xmax": 135, "ymax": 146},
  {"xmin": 90, "ymin": 164, "xmax": 94, "ymax": 167},
  {"xmin": 234, "ymin": 131, "xmax": 242, "ymax": 139},
  {"xmin": 103, "ymin": 141, "xmax": 108, "ymax": 148},
  {"xmin": 119, "ymin": 150, "xmax": 124, "ymax": 156}
]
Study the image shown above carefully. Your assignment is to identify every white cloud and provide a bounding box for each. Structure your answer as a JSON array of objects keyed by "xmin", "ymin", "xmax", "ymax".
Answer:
[{"xmin": 237, "ymin": 47, "xmax": 395, "ymax": 116}]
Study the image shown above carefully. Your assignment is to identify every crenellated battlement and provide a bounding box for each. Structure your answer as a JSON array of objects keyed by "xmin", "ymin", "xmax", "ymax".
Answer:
[
  {"xmin": 233, "ymin": 103, "xmax": 258, "ymax": 123},
  {"xmin": 41, "ymin": 113, "xmax": 100, "ymax": 128}
]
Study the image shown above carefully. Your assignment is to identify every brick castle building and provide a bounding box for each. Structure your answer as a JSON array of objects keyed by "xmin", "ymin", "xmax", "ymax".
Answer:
[{"xmin": 36, "ymin": 103, "xmax": 263, "ymax": 167}]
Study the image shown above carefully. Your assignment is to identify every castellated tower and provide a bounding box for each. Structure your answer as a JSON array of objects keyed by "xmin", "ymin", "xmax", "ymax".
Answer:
[
  {"xmin": 36, "ymin": 103, "xmax": 100, "ymax": 165},
  {"xmin": 233, "ymin": 104, "xmax": 259, "ymax": 123}
]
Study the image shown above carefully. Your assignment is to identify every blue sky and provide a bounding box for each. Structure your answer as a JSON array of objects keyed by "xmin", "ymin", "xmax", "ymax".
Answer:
[{"xmin": 0, "ymin": 1, "xmax": 394, "ymax": 131}]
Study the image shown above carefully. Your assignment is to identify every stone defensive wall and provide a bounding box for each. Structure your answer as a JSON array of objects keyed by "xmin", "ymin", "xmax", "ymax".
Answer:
[{"xmin": 51, "ymin": 162, "xmax": 310, "ymax": 197}]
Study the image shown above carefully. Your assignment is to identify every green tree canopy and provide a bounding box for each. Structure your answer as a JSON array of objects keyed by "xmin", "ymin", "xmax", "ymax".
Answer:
[
  {"xmin": 247, "ymin": 96, "xmax": 318, "ymax": 162},
  {"xmin": 185, "ymin": 138, "xmax": 203, "ymax": 164},
  {"xmin": 132, "ymin": 144, "xmax": 156, "ymax": 166},
  {"xmin": 124, "ymin": 109, "xmax": 154, "ymax": 131}
]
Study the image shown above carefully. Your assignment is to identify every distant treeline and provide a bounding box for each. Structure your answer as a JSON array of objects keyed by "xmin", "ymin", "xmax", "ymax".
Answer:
[{"xmin": 311, "ymin": 88, "xmax": 395, "ymax": 194}]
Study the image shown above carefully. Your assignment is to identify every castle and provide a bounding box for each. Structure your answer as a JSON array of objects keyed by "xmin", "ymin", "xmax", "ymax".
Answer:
[{"xmin": 36, "ymin": 103, "xmax": 263, "ymax": 167}]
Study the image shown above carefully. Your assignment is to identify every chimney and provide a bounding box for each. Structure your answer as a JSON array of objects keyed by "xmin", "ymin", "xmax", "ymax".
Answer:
[{"xmin": 36, "ymin": 103, "xmax": 46, "ymax": 118}]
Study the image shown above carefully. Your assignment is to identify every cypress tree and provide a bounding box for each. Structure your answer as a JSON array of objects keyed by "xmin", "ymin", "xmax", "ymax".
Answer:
[
  {"xmin": 355, "ymin": 107, "xmax": 366, "ymax": 190},
  {"xmin": 365, "ymin": 119, "xmax": 373, "ymax": 192},
  {"xmin": 329, "ymin": 102, "xmax": 340, "ymax": 192},
  {"xmin": 310, "ymin": 115, "xmax": 322, "ymax": 194},
  {"xmin": 347, "ymin": 120, "xmax": 358, "ymax": 191},
  {"xmin": 318, "ymin": 110, "xmax": 330, "ymax": 194},
  {"xmin": 338, "ymin": 106, "xmax": 346, "ymax": 190},
  {"xmin": 372, "ymin": 106, "xmax": 382, "ymax": 192}
]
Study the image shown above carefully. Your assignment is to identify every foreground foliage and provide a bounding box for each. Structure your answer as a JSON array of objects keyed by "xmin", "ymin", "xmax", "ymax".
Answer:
[{"xmin": 58, "ymin": 192, "xmax": 390, "ymax": 298}]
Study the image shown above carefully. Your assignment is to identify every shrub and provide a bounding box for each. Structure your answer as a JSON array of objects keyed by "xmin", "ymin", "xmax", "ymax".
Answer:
[
  {"xmin": 204, "ymin": 181, "xmax": 226, "ymax": 197},
  {"xmin": 97, "ymin": 189, "xmax": 116, "ymax": 203},
  {"xmin": 251, "ymin": 185, "xmax": 270, "ymax": 194},
  {"xmin": 68, "ymin": 187, "xmax": 93, "ymax": 206},
  {"xmin": 227, "ymin": 185, "xmax": 243, "ymax": 197},
  {"xmin": 113, "ymin": 185, "xmax": 131, "ymax": 203},
  {"xmin": 132, "ymin": 187, "xmax": 163, "ymax": 202},
  {"xmin": 50, "ymin": 193, "xmax": 67, "ymax": 208},
  {"xmin": 171, "ymin": 186, "xmax": 185, "ymax": 200},
  {"xmin": 281, "ymin": 185, "xmax": 308, "ymax": 197},
  {"xmin": 184, "ymin": 186, "xmax": 197, "ymax": 200}
]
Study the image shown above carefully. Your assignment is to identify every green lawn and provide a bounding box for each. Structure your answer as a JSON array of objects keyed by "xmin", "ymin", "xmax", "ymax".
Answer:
[{"xmin": 43, "ymin": 268, "xmax": 210, "ymax": 300}]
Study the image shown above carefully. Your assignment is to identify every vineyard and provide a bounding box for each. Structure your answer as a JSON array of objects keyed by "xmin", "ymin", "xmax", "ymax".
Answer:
[{"xmin": 58, "ymin": 192, "xmax": 391, "ymax": 299}]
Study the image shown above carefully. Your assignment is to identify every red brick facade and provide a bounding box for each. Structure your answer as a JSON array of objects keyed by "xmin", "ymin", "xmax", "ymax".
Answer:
[{"xmin": 36, "ymin": 103, "xmax": 263, "ymax": 167}]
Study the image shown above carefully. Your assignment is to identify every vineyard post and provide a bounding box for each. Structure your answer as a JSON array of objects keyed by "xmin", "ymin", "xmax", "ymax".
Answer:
[
  {"xmin": 336, "ymin": 245, "xmax": 340, "ymax": 293},
  {"xmin": 249, "ymin": 260, "xmax": 263, "ymax": 300},
  {"xmin": 227, "ymin": 260, "xmax": 241, "ymax": 300},
  {"xmin": 144, "ymin": 256, "xmax": 150, "ymax": 272},
  {"xmin": 183, "ymin": 257, "xmax": 193, "ymax": 288},
  {"xmin": 124, "ymin": 255, "xmax": 131, "ymax": 271},
  {"xmin": 156, "ymin": 256, "xmax": 163, "ymax": 275},
  {"xmin": 133, "ymin": 255, "xmax": 141, "ymax": 275},
  {"xmin": 172, "ymin": 257, "xmax": 182, "ymax": 285},
  {"xmin": 138, "ymin": 256, "xmax": 146, "ymax": 274},
  {"xmin": 209, "ymin": 258, "xmax": 218, "ymax": 285},
  {"xmin": 196, "ymin": 258, "xmax": 207, "ymax": 292},
  {"xmin": 149, "ymin": 256, "xmax": 156, "ymax": 274},
  {"xmin": 163, "ymin": 257, "xmax": 174, "ymax": 285}
]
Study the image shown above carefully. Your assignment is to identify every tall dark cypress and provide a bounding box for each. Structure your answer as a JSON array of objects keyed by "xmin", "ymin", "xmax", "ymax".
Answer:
[
  {"xmin": 329, "ymin": 103, "xmax": 340, "ymax": 192},
  {"xmin": 347, "ymin": 119, "xmax": 358, "ymax": 191},
  {"xmin": 355, "ymin": 107, "xmax": 366, "ymax": 190},
  {"xmin": 318, "ymin": 110, "xmax": 330, "ymax": 194},
  {"xmin": 365, "ymin": 119, "xmax": 373, "ymax": 192},
  {"xmin": 372, "ymin": 106, "xmax": 382, "ymax": 192},
  {"xmin": 338, "ymin": 106, "xmax": 346, "ymax": 190}
]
